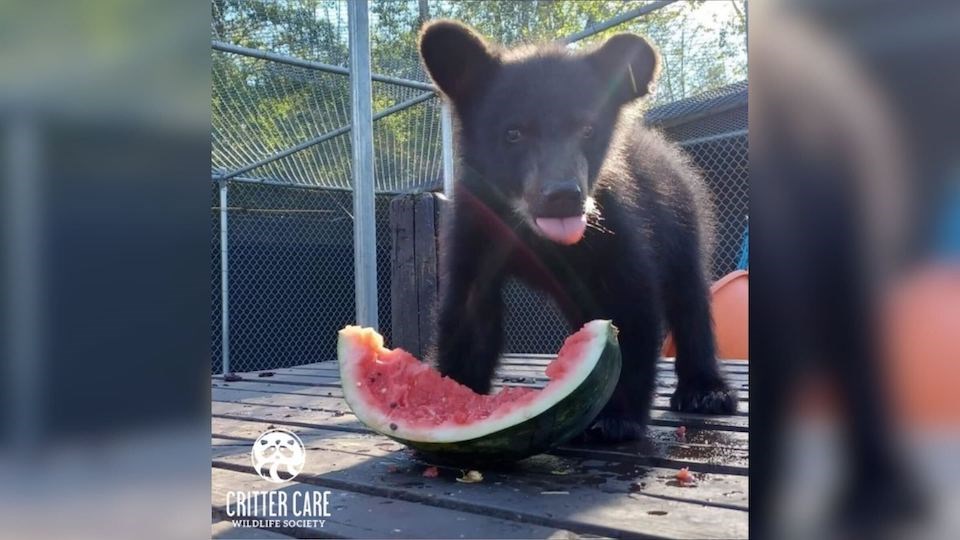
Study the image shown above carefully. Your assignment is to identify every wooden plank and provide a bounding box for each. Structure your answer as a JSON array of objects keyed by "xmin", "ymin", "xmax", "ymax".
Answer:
[
  {"xmin": 211, "ymin": 400, "xmax": 749, "ymax": 470},
  {"xmin": 212, "ymin": 416, "xmax": 748, "ymax": 538},
  {"xmin": 389, "ymin": 196, "xmax": 405, "ymax": 352},
  {"xmin": 211, "ymin": 393, "xmax": 751, "ymax": 446},
  {"xmin": 213, "ymin": 377, "xmax": 749, "ymax": 420},
  {"xmin": 215, "ymin": 371, "xmax": 748, "ymax": 400},
  {"xmin": 210, "ymin": 407, "xmax": 750, "ymax": 476},
  {"xmin": 284, "ymin": 360, "xmax": 749, "ymax": 381},
  {"xmin": 286, "ymin": 358, "xmax": 749, "ymax": 374},
  {"xmin": 211, "ymin": 397, "xmax": 745, "ymax": 433},
  {"xmin": 268, "ymin": 365, "xmax": 750, "ymax": 402},
  {"xmin": 211, "ymin": 417, "xmax": 747, "ymax": 508},
  {"xmin": 213, "ymin": 379, "xmax": 747, "ymax": 417},
  {"xmin": 279, "ymin": 368, "xmax": 748, "ymax": 386},
  {"xmin": 500, "ymin": 356, "xmax": 749, "ymax": 370},
  {"xmin": 494, "ymin": 366, "xmax": 749, "ymax": 387},
  {"xmin": 495, "ymin": 365, "xmax": 749, "ymax": 382},
  {"xmin": 217, "ymin": 376, "xmax": 748, "ymax": 404},
  {"xmin": 390, "ymin": 195, "xmax": 419, "ymax": 356},
  {"xmin": 436, "ymin": 193, "xmax": 452, "ymax": 307},
  {"xmin": 213, "ymin": 467, "xmax": 574, "ymax": 539},
  {"xmin": 212, "ymin": 519, "xmax": 293, "ymax": 538},
  {"xmin": 414, "ymin": 193, "xmax": 440, "ymax": 360},
  {"xmin": 212, "ymin": 378, "xmax": 750, "ymax": 431},
  {"xmin": 226, "ymin": 363, "xmax": 733, "ymax": 382},
  {"xmin": 212, "ymin": 392, "xmax": 748, "ymax": 446}
]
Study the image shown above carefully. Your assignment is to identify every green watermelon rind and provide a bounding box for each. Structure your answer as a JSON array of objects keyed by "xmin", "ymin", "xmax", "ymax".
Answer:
[{"xmin": 337, "ymin": 320, "xmax": 622, "ymax": 463}]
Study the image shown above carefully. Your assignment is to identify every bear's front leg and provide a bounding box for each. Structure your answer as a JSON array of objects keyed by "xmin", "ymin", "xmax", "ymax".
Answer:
[
  {"xmin": 582, "ymin": 309, "xmax": 662, "ymax": 443},
  {"xmin": 437, "ymin": 244, "xmax": 503, "ymax": 394},
  {"xmin": 570, "ymin": 250, "xmax": 663, "ymax": 444},
  {"xmin": 664, "ymin": 256, "xmax": 738, "ymax": 414},
  {"xmin": 435, "ymin": 276, "xmax": 504, "ymax": 394}
]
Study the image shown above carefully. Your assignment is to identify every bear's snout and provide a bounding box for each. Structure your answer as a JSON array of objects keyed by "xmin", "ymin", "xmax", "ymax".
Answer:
[{"xmin": 536, "ymin": 182, "xmax": 584, "ymax": 218}]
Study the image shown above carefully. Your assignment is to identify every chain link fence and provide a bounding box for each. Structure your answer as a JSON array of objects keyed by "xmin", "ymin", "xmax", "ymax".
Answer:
[
  {"xmin": 211, "ymin": 0, "xmax": 747, "ymax": 371},
  {"xmin": 211, "ymin": 184, "xmax": 398, "ymax": 373},
  {"xmin": 662, "ymin": 80, "xmax": 749, "ymax": 280}
]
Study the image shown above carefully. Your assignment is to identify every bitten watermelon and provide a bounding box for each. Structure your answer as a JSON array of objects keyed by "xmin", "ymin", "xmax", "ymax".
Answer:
[{"xmin": 337, "ymin": 320, "xmax": 621, "ymax": 463}]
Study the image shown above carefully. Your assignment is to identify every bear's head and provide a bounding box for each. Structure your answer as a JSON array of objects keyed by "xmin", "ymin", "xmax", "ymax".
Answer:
[{"xmin": 419, "ymin": 20, "xmax": 660, "ymax": 245}]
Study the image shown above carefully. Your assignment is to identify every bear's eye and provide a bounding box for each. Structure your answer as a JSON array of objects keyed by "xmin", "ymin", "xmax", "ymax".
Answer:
[
  {"xmin": 505, "ymin": 129, "xmax": 522, "ymax": 143},
  {"xmin": 581, "ymin": 125, "xmax": 594, "ymax": 139}
]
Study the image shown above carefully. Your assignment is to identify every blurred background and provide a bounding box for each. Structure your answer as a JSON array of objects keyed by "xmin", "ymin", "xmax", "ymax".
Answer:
[
  {"xmin": 0, "ymin": 1, "xmax": 957, "ymax": 539},
  {"xmin": 1, "ymin": 1, "xmax": 211, "ymax": 539},
  {"xmin": 751, "ymin": 0, "xmax": 959, "ymax": 538}
]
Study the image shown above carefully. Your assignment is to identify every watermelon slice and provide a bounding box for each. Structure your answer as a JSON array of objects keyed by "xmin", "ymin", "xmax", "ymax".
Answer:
[{"xmin": 338, "ymin": 320, "xmax": 621, "ymax": 463}]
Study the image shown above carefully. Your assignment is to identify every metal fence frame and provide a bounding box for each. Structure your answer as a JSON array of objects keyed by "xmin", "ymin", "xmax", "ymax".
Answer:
[{"xmin": 210, "ymin": 0, "xmax": 740, "ymax": 374}]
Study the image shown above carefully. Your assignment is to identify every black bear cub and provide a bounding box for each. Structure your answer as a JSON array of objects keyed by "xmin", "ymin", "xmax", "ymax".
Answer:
[{"xmin": 419, "ymin": 21, "xmax": 737, "ymax": 442}]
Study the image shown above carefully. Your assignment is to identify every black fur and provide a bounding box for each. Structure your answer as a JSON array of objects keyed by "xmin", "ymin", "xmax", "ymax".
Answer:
[{"xmin": 419, "ymin": 21, "xmax": 737, "ymax": 442}]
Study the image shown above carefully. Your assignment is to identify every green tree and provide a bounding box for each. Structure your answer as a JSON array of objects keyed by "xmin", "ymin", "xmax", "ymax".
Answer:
[{"xmin": 212, "ymin": 1, "xmax": 747, "ymax": 190}]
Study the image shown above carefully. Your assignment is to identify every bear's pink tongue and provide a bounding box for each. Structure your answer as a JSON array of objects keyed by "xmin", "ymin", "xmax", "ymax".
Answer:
[{"xmin": 535, "ymin": 215, "xmax": 587, "ymax": 245}]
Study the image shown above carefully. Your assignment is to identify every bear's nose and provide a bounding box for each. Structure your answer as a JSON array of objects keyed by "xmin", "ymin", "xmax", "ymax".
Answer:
[{"xmin": 539, "ymin": 183, "xmax": 583, "ymax": 217}]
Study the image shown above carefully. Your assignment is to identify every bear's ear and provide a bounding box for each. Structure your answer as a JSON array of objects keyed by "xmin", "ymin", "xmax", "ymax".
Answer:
[
  {"xmin": 419, "ymin": 20, "xmax": 500, "ymax": 104},
  {"xmin": 585, "ymin": 33, "xmax": 660, "ymax": 105}
]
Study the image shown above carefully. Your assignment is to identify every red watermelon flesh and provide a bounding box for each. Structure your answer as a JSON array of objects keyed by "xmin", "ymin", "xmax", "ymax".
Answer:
[{"xmin": 342, "ymin": 325, "xmax": 593, "ymax": 429}]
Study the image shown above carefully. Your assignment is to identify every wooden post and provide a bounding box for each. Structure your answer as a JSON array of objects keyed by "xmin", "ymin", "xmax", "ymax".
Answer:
[{"xmin": 390, "ymin": 192, "xmax": 448, "ymax": 358}]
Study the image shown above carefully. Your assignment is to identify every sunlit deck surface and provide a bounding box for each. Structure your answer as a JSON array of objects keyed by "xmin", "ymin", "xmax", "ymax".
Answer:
[{"xmin": 212, "ymin": 356, "xmax": 748, "ymax": 539}]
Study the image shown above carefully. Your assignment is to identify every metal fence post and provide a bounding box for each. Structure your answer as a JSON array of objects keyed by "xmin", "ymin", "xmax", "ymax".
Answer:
[
  {"xmin": 744, "ymin": 1, "xmax": 749, "ymax": 54},
  {"xmin": 219, "ymin": 179, "xmax": 231, "ymax": 374},
  {"xmin": 348, "ymin": 0, "xmax": 379, "ymax": 329},
  {"xmin": 441, "ymin": 103, "xmax": 455, "ymax": 196}
]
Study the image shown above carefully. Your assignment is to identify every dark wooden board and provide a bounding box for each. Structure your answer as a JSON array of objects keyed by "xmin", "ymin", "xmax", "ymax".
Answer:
[
  {"xmin": 212, "ymin": 416, "xmax": 748, "ymax": 507},
  {"xmin": 213, "ymin": 467, "xmax": 572, "ymax": 539},
  {"xmin": 212, "ymin": 518, "xmax": 293, "ymax": 539},
  {"xmin": 414, "ymin": 193, "xmax": 440, "ymax": 358},
  {"xmin": 281, "ymin": 363, "xmax": 749, "ymax": 389},
  {"xmin": 288, "ymin": 358, "xmax": 749, "ymax": 375},
  {"xmin": 213, "ymin": 356, "xmax": 749, "ymax": 538},
  {"xmin": 390, "ymin": 196, "xmax": 418, "ymax": 355},
  {"xmin": 211, "ymin": 392, "xmax": 749, "ymax": 449},
  {"xmin": 212, "ymin": 378, "xmax": 748, "ymax": 417},
  {"xmin": 211, "ymin": 400, "xmax": 749, "ymax": 473},
  {"xmin": 214, "ymin": 371, "xmax": 748, "ymax": 414},
  {"xmin": 212, "ymin": 415, "xmax": 748, "ymax": 539}
]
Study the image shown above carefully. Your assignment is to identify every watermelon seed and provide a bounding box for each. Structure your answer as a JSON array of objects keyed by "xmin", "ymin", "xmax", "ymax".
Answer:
[
  {"xmin": 389, "ymin": 402, "xmax": 397, "ymax": 408},
  {"xmin": 389, "ymin": 423, "xmax": 398, "ymax": 431}
]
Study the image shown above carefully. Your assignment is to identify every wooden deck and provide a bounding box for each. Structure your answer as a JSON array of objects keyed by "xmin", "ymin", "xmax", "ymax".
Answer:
[{"xmin": 212, "ymin": 356, "xmax": 748, "ymax": 539}]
